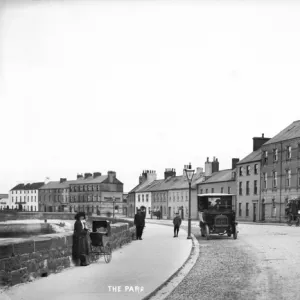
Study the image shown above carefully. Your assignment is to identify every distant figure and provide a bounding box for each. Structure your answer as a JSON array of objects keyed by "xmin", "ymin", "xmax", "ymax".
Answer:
[
  {"xmin": 134, "ymin": 209, "xmax": 145, "ymax": 240},
  {"xmin": 173, "ymin": 212, "xmax": 182, "ymax": 237},
  {"xmin": 72, "ymin": 212, "xmax": 90, "ymax": 266}
]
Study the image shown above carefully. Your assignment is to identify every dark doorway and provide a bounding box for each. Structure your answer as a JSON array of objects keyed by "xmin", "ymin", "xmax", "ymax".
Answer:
[{"xmin": 253, "ymin": 203, "xmax": 257, "ymax": 222}]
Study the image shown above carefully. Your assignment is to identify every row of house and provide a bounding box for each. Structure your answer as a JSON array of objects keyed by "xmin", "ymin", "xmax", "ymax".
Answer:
[
  {"xmin": 5, "ymin": 171, "xmax": 125, "ymax": 215},
  {"xmin": 129, "ymin": 120, "xmax": 300, "ymax": 223}
]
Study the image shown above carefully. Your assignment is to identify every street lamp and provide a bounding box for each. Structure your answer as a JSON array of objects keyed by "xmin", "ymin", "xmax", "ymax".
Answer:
[{"xmin": 184, "ymin": 163, "xmax": 195, "ymax": 239}]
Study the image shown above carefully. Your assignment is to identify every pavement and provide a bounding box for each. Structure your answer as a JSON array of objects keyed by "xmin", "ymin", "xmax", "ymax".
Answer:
[{"xmin": 0, "ymin": 223, "xmax": 192, "ymax": 300}]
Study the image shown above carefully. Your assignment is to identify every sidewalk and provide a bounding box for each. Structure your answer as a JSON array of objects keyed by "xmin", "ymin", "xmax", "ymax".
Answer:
[{"xmin": 0, "ymin": 223, "xmax": 192, "ymax": 300}]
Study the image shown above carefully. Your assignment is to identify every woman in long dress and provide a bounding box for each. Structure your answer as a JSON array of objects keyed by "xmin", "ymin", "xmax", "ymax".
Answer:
[{"xmin": 72, "ymin": 212, "xmax": 90, "ymax": 266}]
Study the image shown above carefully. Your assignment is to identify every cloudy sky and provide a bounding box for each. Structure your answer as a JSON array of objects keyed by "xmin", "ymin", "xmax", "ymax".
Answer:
[{"xmin": 0, "ymin": 0, "xmax": 300, "ymax": 193}]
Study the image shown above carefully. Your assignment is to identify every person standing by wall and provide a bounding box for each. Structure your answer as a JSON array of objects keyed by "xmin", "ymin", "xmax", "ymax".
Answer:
[
  {"xmin": 173, "ymin": 212, "xmax": 182, "ymax": 237},
  {"xmin": 134, "ymin": 209, "xmax": 144, "ymax": 240},
  {"xmin": 72, "ymin": 212, "xmax": 90, "ymax": 266}
]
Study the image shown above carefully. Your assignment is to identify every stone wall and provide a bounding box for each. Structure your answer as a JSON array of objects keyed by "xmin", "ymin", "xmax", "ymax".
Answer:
[
  {"xmin": 0, "ymin": 223, "xmax": 135, "ymax": 288},
  {"xmin": 0, "ymin": 223, "xmax": 54, "ymax": 238}
]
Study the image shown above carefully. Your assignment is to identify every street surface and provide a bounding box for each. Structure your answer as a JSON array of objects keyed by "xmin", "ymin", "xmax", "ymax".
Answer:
[
  {"xmin": 162, "ymin": 221, "xmax": 300, "ymax": 300},
  {"xmin": 0, "ymin": 223, "xmax": 191, "ymax": 300}
]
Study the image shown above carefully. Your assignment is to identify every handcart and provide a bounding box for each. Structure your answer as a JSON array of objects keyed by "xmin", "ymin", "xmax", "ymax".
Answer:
[{"xmin": 89, "ymin": 220, "xmax": 112, "ymax": 263}]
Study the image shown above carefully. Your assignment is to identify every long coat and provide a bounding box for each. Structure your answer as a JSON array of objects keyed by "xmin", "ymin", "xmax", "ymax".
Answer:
[
  {"xmin": 134, "ymin": 213, "xmax": 145, "ymax": 227},
  {"xmin": 72, "ymin": 220, "xmax": 89, "ymax": 260}
]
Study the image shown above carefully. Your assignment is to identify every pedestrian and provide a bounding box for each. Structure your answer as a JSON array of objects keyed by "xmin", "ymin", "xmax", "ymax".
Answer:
[
  {"xmin": 72, "ymin": 212, "xmax": 90, "ymax": 266},
  {"xmin": 140, "ymin": 208, "xmax": 146, "ymax": 238},
  {"xmin": 134, "ymin": 209, "xmax": 144, "ymax": 240},
  {"xmin": 173, "ymin": 212, "xmax": 182, "ymax": 237}
]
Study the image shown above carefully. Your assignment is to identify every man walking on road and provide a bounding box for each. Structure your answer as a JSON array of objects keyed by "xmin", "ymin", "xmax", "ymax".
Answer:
[
  {"xmin": 134, "ymin": 209, "xmax": 145, "ymax": 240},
  {"xmin": 173, "ymin": 212, "xmax": 182, "ymax": 237}
]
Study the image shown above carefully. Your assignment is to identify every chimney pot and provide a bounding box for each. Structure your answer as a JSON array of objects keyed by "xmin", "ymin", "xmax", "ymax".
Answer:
[{"xmin": 262, "ymin": 133, "xmax": 264, "ymax": 138}]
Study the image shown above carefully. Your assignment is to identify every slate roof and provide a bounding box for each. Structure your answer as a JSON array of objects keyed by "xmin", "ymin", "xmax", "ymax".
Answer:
[
  {"xmin": 0, "ymin": 194, "xmax": 8, "ymax": 199},
  {"xmin": 264, "ymin": 120, "xmax": 300, "ymax": 145},
  {"xmin": 11, "ymin": 182, "xmax": 45, "ymax": 191},
  {"xmin": 137, "ymin": 172, "xmax": 204, "ymax": 193},
  {"xmin": 236, "ymin": 149, "xmax": 261, "ymax": 165},
  {"xmin": 39, "ymin": 175, "xmax": 110, "ymax": 190},
  {"xmin": 193, "ymin": 169, "xmax": 235, "ymax": 188}
]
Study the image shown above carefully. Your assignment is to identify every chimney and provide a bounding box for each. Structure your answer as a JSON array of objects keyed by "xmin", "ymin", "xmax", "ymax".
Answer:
[
  {"xmin": 232, "ymin": 158, "xmax": 239, "ymax": 170},
  {"xmin": 164, "ymin": 168, "xmax": 176, "ymax": 179},
  {"xmin": 84, "ymin": 173, "xmax": 92, "ymax": 179},
  {"xmin": 140, "ymin": 170, "xmax": 157, "ymax": 184},
  {"xmin": 212, "ymin": 158, "xmax": 219, "ymax": 173},
  {"xmin": 77, "ymin": 174, "xmax": 83, "ymax": 179},
  {"xmin": 196, "ymin": 167, "xmax": 203, "ymax": 174},
  {"xmin": 205, "ymin": 158, "xmax": 212, "ymax": 177},
  {"xmin": 60, "ymin": 178, "xmax": 67, "ymax": 183},
  {"xmin": 108, "ymin": 171, "xmax": 116, "ymax": 183},
  {"xmin": 252, "ymin": 134, "xmax": 271, "ymax": 151},
  {"xmin": 93, "ymin": 172, "xmax": 102, "ymax": 178}
]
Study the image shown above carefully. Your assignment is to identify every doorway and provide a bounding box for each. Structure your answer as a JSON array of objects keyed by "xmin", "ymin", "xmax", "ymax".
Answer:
[
  {"xmin": 253, "ymin": 203, "xmax": 257, "ymax": 222},
  {"xmin": 261, "ymin": 200, "xmax": 265, "ymax": 221}
]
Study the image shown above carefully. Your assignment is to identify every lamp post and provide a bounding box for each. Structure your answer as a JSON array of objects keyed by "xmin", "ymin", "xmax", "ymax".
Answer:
[{"xmin": 184, "ymin": 163, "xmax": 195, "ymax": 239}]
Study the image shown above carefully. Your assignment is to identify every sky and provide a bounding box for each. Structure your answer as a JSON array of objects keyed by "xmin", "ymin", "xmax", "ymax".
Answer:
[{"xmin": 0, "ymin": 0, "xmax": 300, "ymax": 193}]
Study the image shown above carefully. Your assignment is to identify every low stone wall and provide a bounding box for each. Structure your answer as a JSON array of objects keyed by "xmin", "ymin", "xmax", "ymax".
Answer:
[
  {"xmin": 0, "ymin": 223, "xmax": 54, "ymax": 238},
  {"xmin": 0, "ymin": 223, "xmax": 136, "ymax": 288}
]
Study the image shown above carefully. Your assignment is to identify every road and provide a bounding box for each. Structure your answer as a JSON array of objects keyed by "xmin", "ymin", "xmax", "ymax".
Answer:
[{"xmin": 164, "ymin": 222, "xmax": 300, "ymax": 300}]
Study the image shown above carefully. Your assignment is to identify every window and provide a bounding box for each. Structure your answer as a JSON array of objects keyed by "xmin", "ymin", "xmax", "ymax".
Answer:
[
  {"xmin": 246, "ymin": 181, "xmax": 250, "ymax": 195},
  {"xmin": 286, "ymin": 169, "xmax": 291, "ymax": 187},
  {"xmin": 211, "ymin": 188, "xmax": 214, "ymax": 193},
  {"xmin": 146, "ymin": 194, "xmax": 149, "ymax": 202},
  {"xmin": 272, "ymin": 199, "xmax": 276, "ymax": 217},
  {"xmin": 246, "ymin": 203, "xmax": 249, "ymax": 216},
  {"xmin": 206, "ymin": 189, "xmax": 208, "ymax": 193},
  {"xmin": 142, "ymin": 195, "xmax": 144, "ymax": 202},
  {"xmin": 228, "ymin": 187, "xmax": 231, "ymax": 194},
  {"xmin": 263, "ymin": 173, "xmax": 267, "ymax": 189},
  {"xmin": 239, "ymin": 167, "xmax": 243, "ymax": 176},
  {"xmin": 273, "ymin": 171, "xmax": 277, "ymax": 188},
  {"xmin": 254, "ymin": 180, "xmax": 258, "ymax": 195},
  {"xmin": 263, "ymin": 150, "xmax": 268, "ymax": 164},
  {"xmin": 254, "ymin": 164, "xmax": 258, "ymax": 175},
  {"xmin": 200, "ymin": 189, "xmax": 203, "ymax": 194},
  {"xmin": 138, "ymin": 195, "xmax": 140, "ymax": 202},
  {"xmin": 287, "ymin": 146, "xmax": 292, "ymax": 160},
  {"xmin": 273, "ymin": 149, "xmax": 278, "ymax": 162},
  {"xmin": 239, "ymin": 182, "xmax": 242, "ymax": 195},
  {"xmin": 238, "ymin": 203, "xmax": 242, "ymax": 217},
  {"xmin": 221, "ymin": 187, "xmax": 224, "ymax": 193},
  {"xmin": 298, "ymin": 169, "xmax": 300, "ymax": 187},
  {"xmin": 246, "ymin": 165, "xmax": 250, "ymax": 175}
]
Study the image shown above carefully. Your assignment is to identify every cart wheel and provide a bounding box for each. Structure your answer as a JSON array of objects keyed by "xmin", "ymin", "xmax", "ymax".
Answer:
[
  {"xmin": 205, "ymin": 224, "xmax": 210, "ymax": 240},
  {"xmin": 104, "ymin": 244, "xmax": 112, "ymax": 263}
]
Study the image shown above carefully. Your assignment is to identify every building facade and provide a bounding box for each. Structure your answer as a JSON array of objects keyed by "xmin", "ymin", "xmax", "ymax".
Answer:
[
  {"xmin": 260, "ymin": 121, "xmax": 300, "ymax": 222},
  {"xmin": 39, "ymin": 171, "xmax": 123, "ymax": 215},
  {"xmin": 9, "ymin": 183, "xmax": 45, "ymax": 211},
  {"xmin": 0, "ymin": 194, "xmax": 8, "ymax": 210},
  {"xmin": 236, "ymin": 134, "xmax": 270, "ymax": 222},
  {"xmin": 127, "ymin": 170, "xmax": 157, "ymax": 218}
]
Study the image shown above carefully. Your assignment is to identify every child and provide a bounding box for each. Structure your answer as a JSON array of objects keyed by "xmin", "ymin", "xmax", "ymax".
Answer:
[{"xmin": 173, "ymin": 212, "xmax": 182, "ymax": 237}]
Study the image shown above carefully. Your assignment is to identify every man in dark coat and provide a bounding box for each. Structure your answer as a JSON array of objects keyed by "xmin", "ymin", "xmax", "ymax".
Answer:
[
  {"xmin": 134, "ymin": 209, "xmax": 145, "ymax": 240},
  {"xmin": 72, "ymin": 212, "xmax": 90, "ymax": 266}
]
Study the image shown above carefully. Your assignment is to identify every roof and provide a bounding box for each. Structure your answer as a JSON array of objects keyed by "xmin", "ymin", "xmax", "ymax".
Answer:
[
  {"xmin": 197, "ymin": 193, "xmax": 235, "ymax": 197},
  {"xmin": 137, "ymin": 172, "xmax": 204, "ymax": 193},
  {"xmin": 11, "ymin": 182, "xmax": 45, "ymax": 191},
  {"xmin": 0, "ymin": 194, "xmax": 8, "ymax": 199},
  {"xmin": 236, "ymin": 149, "xmax": 261, "ymax": 165},
  {"xmin": 194, "ymin": 169, "xmax": 235, "ymax": 187},
  {"xmin": 264, "ymin": 120, "xmax": 300, "ymax": 145},
  {"xmin": 39, "ymin": 175, "xmax": 110, "ymax": 190}
]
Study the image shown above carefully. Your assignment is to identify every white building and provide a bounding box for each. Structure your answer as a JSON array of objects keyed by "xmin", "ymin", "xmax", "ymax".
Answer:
[
  {"xmin": 0, "ymin": 194, "xmax": 8, "ymax": 210},
  {"xmin": 9, "ymin": 182, "xmax": 45, "ymax": 211}
]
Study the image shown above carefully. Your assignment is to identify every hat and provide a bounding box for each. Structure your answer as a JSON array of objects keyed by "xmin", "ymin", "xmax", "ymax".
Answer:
[{"xmin": 75, "ymin": 212, "xmax": 86, "ymax": 220}]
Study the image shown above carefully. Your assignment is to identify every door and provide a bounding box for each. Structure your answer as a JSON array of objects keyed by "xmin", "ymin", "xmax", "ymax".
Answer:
[
  {"xmin": 253, "ymin": 203, "xmax": 257, "ymax": 222},
  {"xmin": 168, "ymin": 207, "xmax": 171, "ymax": 219},
  {"xmin": 261, "ymin": 202, "xmax": 265, "ymax": 221}
]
